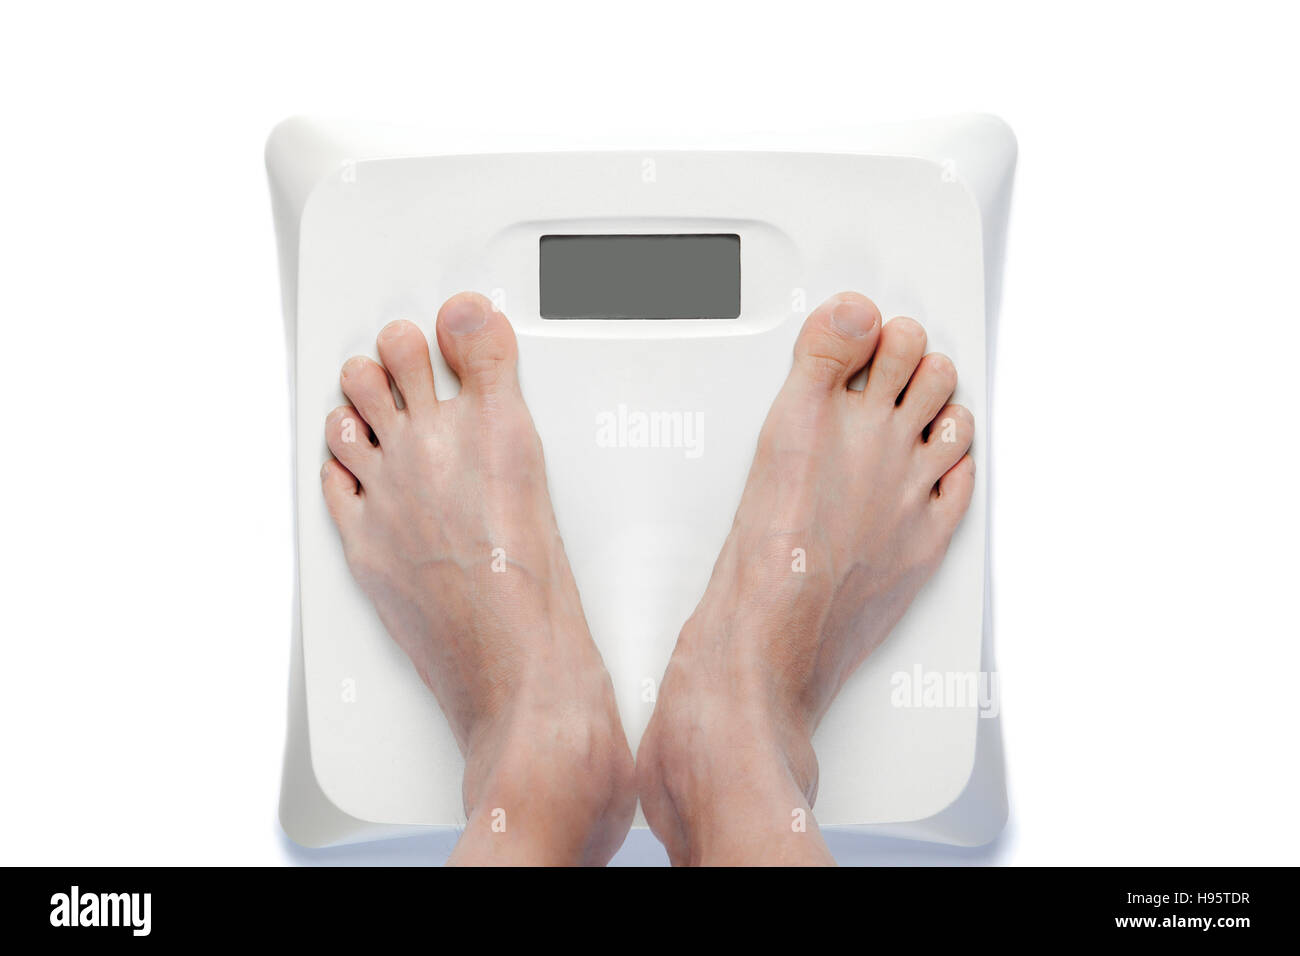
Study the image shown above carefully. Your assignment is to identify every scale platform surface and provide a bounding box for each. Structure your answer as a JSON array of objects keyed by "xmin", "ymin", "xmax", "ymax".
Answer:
[{"xmin": 268, "ymin": 115, "xmax": 1016, "ymax": 849}]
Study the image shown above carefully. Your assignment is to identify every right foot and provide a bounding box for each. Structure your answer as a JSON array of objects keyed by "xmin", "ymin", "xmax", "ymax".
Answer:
[
  {"xmin": 637, "ymin": 293, "xmax": 976, "ymax": 865},
  {"xmin": 321, "ymin": 292, "xmax": 635, "ymax": 865}
]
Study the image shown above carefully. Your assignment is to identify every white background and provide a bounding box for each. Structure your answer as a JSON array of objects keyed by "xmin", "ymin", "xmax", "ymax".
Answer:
[{"xmin": 2, "ymin": 1, "xmax": 1297, "ymax": 866}]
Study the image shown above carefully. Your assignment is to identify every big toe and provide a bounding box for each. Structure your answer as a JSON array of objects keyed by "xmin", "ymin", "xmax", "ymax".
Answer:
[
  {"xmin": 790, "ymin": 293, "xmax": 882, "ymax": 392},
  {"xmin": 434, "ymin": 292, "xmax": 520, "ymax": 396}
]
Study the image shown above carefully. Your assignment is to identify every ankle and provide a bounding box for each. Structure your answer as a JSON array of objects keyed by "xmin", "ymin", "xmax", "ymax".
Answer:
[
  {"xmin": 638, "ymin": 630, "xmax": 823, "ymax": 863},
  {"xmin": 460, "ymin": 677, "xmax": 636, "ymax": 864},
  {"xmin": 672, "ymin": 609, "xmax": 821, "ymax": 780},
  {"xmin": 640, "ymin": 710, "xmax": 822, "ymax": 865}
]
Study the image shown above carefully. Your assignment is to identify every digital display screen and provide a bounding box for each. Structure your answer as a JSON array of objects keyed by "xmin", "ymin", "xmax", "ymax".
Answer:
[{"xmin": 540, "ymin": 234, "xmax": 741, "ymax": 319}]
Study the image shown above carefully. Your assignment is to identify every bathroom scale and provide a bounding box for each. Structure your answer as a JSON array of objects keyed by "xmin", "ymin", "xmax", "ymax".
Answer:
[{"xmin": 267, "ymin": 114, "xmax": 1016, "ymax": 848}]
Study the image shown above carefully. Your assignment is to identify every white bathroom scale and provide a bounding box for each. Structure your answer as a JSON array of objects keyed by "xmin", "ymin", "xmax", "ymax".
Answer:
[{"xmin": 267, "ymin": 114, "xmax": 1016, "ymax": 848}]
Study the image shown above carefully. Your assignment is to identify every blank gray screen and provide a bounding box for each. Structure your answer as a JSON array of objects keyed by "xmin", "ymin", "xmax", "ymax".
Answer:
[{"xmin": 540, "ymin": 234, "xmax": 740, "ymax": 319}]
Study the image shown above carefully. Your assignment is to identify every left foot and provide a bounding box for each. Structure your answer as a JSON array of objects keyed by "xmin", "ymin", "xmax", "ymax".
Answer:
[{"xmin": 321, "ymin": 292, "xmax": 635, "ymax": 865}]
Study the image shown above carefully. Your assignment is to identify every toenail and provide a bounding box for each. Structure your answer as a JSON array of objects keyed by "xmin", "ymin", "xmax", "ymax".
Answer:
[
  {"xmin": 830, "ymin": 299, "xmax": 877, "ymax": 337},
  {"xmin": 443, "ymin": 297, "xmax": 487, "ymax": 334}
]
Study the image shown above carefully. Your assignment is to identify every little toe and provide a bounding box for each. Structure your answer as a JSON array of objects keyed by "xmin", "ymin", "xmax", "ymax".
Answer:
[
  {"xmin": 932, "ymin": 453, "xmax": 976, "ymax": 525},
  {"xmin": 320, "ymin": 457, "xmax": 363, "ymax": 526}
]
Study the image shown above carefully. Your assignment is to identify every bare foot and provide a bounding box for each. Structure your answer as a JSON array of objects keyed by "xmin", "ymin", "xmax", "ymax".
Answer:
[
  {"xmin": 321, "ymin": 292, "xmax": 635, "ymax": 865},
  {"xmin": 637, "ymin": 292, "xmax": 976, "ymax": 865}
]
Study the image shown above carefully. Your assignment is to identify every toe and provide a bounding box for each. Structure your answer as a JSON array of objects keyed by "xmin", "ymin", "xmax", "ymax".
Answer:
[
  {"xmin": 434, "ymin": 292, "xmax": 519, "ymax": 396},
  {"xmin": 320, "ymin": 458, "xmax": 362, "ymax": 525},
  {"xmin": 326, "ymin": 404, "xmax": 379, "ymax": 481},
  {"xmin": 863, "ymin": 316, "xmax": 927, "ymax": 407},
  {"xmin": 899, "ymin": 352, "xmax": 957, "ymax": 430},
  {"xmin": 377, "ymin": 320, "xmax": 437, "ymax": 414},
  {"xmin": 790, "ymin": 292, "xmax": 882, "ymax": 392},
  {"xmin": 922, "ymin": 403, "xmax": 974, "ymax": 483},
  {"xmin": 932, "ymin": 453, "xmax": 976, "ymax": 522},
  {"xmin": 340, "ymin": 356, "xmax": 398, "ymax": 437}
]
